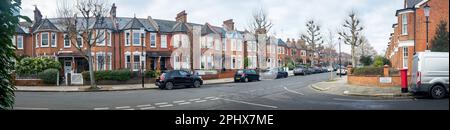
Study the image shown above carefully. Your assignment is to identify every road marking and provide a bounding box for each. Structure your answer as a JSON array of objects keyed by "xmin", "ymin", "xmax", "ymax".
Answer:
[
  {"xmin": 219, "ymin": 98, "xmax": 278, "ymax": 109},
  {"xmin": 94, "ymin": 107, "xmax": 110, "ymax": 110},
  {"xmin": 195, "ymin": 100, "xmax": 207, "ymax": 103},
  {"xmin": 158, "ymin": 104, "xmax": 174, "ymax": 108},
  {"xmin": 122, "ymin": 108, "xmax": 135, "ymax": 110},
  {"xmin": 209, "ymin": 98, "xmax": 220, "ymax": 100},
  {"xmin": 140, "ymin": 107, "xmax": 156, "ymax": 110},
  {"xmin": 333, "ymin": 98, "xmax": 414, "ymax": 102},
  {"xmin": 115, "ymin": 106, "xmax": 131, "ymax": 109},
  {"xmin": 189, "ymin": 98, "xmax": 201, "ymax": 101},
  {"xmin": 14, "ymin": 107, "xmax": 50, "ymax": 110},
  {"xmin": 155, "ymin": 102, "xmax": 169, "ymax": 105},
  {"xmin": 284, "ymin": 87, "xmax": 305, "ymax": 95},
  {"xmin": 204, "ymin": 97, "xmax": 216, "ymax": 99},
  {"xmin": 173, "ymin": 100, "xmax": 186, "ymax": 103},
  {"xmin": 136, "ymin": 104, "xmax": 152, "ymax": 108},
  {"xmin": 178, "ymin": 102, "xmax": 191, "ymax": 105}
]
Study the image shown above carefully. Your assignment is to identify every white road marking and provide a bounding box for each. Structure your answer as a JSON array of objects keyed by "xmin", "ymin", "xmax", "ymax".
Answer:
[
  {"xmin": 155, "ymin": 102, "xmax": 169, "ymax": 105},
  {"xmin": 14, "ymin": 107, "xmax": 50, "ymax": 110},
  {"xmin": 173, "ymin": 100, "xmax": 186, "ymax": 103},
  {"xmin": 122, "ymin": 109, "xmax": 135, "ymax": 110},
  {"xmin": 219, "ymin": 98, "xmax": 278, "ymax": 109},
  {"xmin": 140, "ymin": 107, "xmax": 156, "ymax": 110},
  {"xmin": 178, "ymin": 102, "xmax": 191, "ymax": 105},
  {"xmin": 333, "ymin": 98, "xmax": 414, "ymax": 102},
  {"xmin": 284, "ymin": 87, "xmax": 305, "ymax": 95},
  {"xmin": 195, "ymin": 100, "xmax": 207, "ymax": 103},
  {"xmin": 209, "ymin": 98, "xmax": 220, "ymax": 100},
  {"xmin": 136, "ymin": 104, "xmax": 152, "ymax": 108},
  {"xmin": 115, "ymin": 106, "xmax": 131, "ymax": 109},
  {"xmin": 189, "ymin": 98, "xmax": 201, "ymax": 101},
  {"xmin": 204, "ymin": 97, "xmax": 216, "ymax": 99},
  {"xmin": 94, "ymin": 107, "xmax": 110, "ymax": 110},
  {"xmin": 158, "ymin": 104, "xmax": 174, "ymax": 108}
]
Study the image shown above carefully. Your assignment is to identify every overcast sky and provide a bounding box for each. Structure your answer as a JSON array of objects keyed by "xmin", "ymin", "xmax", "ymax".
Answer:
[{"xmin": 20, "ymin": 0, "xmax": 403, "ymax": 54}]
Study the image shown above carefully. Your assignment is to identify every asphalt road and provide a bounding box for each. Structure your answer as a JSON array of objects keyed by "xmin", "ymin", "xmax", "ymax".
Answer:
[{"xmin": 13, "ymin": 73, "xmax": 449, "ymax": 110}]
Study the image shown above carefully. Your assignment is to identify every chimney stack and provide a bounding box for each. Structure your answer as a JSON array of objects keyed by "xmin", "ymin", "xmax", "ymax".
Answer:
[
  {"xmin": 110, "ymin": 3, "xmax": 117, "ymax": 18},
  {"xmin": 223, "ymin": 19, "xmax": 235, "ymax": 31},
  {"xmin": 176, "ymin": 10, "xmax": 187, "ymax": 23},
  {"xmin": 33, "ymin": 5, "xmax": 42, "ymax": 23}
]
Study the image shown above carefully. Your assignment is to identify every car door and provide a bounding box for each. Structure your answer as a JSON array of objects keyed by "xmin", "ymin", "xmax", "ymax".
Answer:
[
  {"xmin": 171, "ymin": 71, "xmax": 184, "ymax": 86},
  {"xmin": 179, "ymin": 70, "xmax": 192, "ymax": 85},
  {"xmin": 249, "ymin": 70, "xmax": 258, "ymax": 80}
]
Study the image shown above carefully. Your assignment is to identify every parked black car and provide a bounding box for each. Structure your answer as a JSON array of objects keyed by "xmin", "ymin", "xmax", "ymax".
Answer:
[
  {"xmin": 155, "ymin": 70, "xmax": 203, "ymax": 90},
  {"xmin": 275, "ymin": 68, "xmax": 288, "ymax": 79},
  {"xmin": 234, "ymin": 69, "xmax": 260, "ymax": 82}
]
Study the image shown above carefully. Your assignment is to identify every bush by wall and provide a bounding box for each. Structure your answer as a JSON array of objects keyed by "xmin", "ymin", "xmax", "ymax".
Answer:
[
  {"xmin": 38, "ymin": 69, "xmax": 59, "ymax": 84},
  {"xmin": 351, "ymin": 67, "xmax": 383, "ymax": 76},
  {"xmin": 15, "ymin": 57, "xmax": 61, "ymax": 76}
]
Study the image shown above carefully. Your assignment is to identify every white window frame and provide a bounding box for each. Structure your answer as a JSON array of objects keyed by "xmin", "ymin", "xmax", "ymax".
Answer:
[
  {"xmin": 132, "ymin": 31, "xmax": 141, "ymax": 46},
  {"xmin": 150, "ymin": 33, "xmax": 156, "ymax": 48},
  {"xmin": 41, "ymin": 32, "xmax": 49, "ymax": 47},
  {"xmin": 35, "ymin": 33, "xmax": 39, "ymax": 48},
  {"xmin": 76, "ymin": 35, "xmax": 83, "ymax": 48},
  {"xmin": 125, "ymin": 52, "xmax": 131, "ymax": 69},
  {"xmin": 215, "ymin": 39, "xmax": 220, "ymax": 51},
  {"xmin": 17, "ymin": 35, "xmax": 23, "ymax": 49},
  {"xmin": 161, "ymin": 35, "xmax": 167, "ymax": 48},
  {"xmin": 402, "ymin": 14, "xmax": 408, "ymax": 35},
  {"xmin": 96, "ymin": 53, "xmax": 106, "ymax": 71},
  {"xmin": 403, "ymin": 47, "xmax": 408, "ymax": 68},
  {"xmin": 107, "ymin": 31, "xmax": 112, "ymax": 46},
  {"xmin": 64, "ymin": 34, "xmax": 71, "ymax": 48},
  {"xmin": 96, "ymin": 29, "xmax": 106, "ymax": 46},
  {"xmin": 107, "ymin": 53, "xmax": 112, "ymax": 70},
  {"xmin": 125, "ymin": 31, "xmax": 131, "ymax": 46},
  {"xmin": 51, "ymin": 32, "xmax": 57, "ymax": 47}
]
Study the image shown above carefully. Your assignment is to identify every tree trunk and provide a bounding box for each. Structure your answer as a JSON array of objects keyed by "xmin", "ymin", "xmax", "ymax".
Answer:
[
  {"xmin": 351, "ymin": 45, "xmax": 356, "ymax": 67},
  {"xmin": 87, "ymin": 48, "xmax": 97, "ymax": 89}
]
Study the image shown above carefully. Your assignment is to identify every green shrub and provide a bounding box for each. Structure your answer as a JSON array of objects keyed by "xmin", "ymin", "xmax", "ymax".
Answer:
[
  {"xmin": 145, "ymin": 70, "xmax": 158, "ymax": 78},
  {"xmin": 82, "ymin": 70, "xmax": 131, "ymax": 81},
  {"xmin": 16, "ymin": 57, "xmax": 61, "ymax": 76},
  {"xmin": 38, "ymin": 69, "xmax": 59, "ymax": 84},
  {"xmin": 372, "ymin": 56, "xmax": 391, "ymax": 67},
  {"xmin": 351, "ymin": 67, "xmax": 383, "ymax": 76}
]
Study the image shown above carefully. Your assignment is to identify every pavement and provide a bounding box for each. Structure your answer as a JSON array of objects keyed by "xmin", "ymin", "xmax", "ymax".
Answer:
[
  {"xmin": 15, "ymin": 78, "xmax": 234, "ymax": 92},
  {"xmin": 310, "ymin": 76, "xmax": 413, "ymax": 98}
]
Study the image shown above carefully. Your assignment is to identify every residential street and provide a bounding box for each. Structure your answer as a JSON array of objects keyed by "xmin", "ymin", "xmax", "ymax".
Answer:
[{"xmin": 13, "ymin": 73, "xmax": 448, "ymax": 110}]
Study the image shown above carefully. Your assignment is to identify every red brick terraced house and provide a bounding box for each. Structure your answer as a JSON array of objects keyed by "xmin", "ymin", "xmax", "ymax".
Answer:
[
  {"xmin": 13, "ymin": 3, "xmax": 335, "ymax": 82},
  {"xmin": 386, "ymin": 0, "xmax": 449, "ymax": 75}
]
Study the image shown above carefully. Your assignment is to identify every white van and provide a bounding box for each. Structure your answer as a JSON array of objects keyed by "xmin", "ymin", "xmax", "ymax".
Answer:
[{"xmin": 410, "ymin": 52, "xmax": 449, "ymax": 99}]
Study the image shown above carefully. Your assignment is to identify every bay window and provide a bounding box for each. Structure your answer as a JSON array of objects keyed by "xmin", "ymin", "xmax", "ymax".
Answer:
[
  {"xmin": 41, "ymin": 32, "xmax": 49, "ymax": 47},
  {"xmin": 161, "ymin": 35, "xmax": 167, "ymax": 48},
  {"xmin": 51, "ymin": 33, "xmax": 57, "ymax": 47},
  {"xmin": 150, "ymin": 33, "xmax": 156, "ymax": 48}
]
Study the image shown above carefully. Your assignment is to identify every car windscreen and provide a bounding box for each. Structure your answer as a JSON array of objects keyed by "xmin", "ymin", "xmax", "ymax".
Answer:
[{"xmin": 236, "ymin": 70, "xmax": 244, "ymax": 74}]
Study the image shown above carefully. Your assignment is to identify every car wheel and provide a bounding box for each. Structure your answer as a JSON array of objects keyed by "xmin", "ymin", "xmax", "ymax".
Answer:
[
  {"xmin": 193, "ymin": 80, "xmax": 201, "ymax": 88},
  {"xmin": 244, "ymin": 77, "xmax": 249, "ymax": 82},
  {"xmin": 430, "ymin": 85, "xmax": 447, "ymax": 99},
  {"xmin": 165, "ymin": 82, "xmax": 174, "ymax": 90}
]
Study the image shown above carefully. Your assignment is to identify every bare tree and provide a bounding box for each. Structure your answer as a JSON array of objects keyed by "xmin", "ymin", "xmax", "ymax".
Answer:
[
  {"xmin": 57, "ymin": 0, "xmax": 110, "ymax": 89},
  {"xmin": 338, "ymin": 11, "xmax": 364, "ymax": 67},
  {"xmin": 300, "ymin": 20, "xmax": 323, "ymax": 66},
  {"xmin": 248, "ymin": 7, "xmax": 273, "ymax": 69},
  {"xmin": 326, "ymin": 28, "xmax": 336, "ymax": 80}
]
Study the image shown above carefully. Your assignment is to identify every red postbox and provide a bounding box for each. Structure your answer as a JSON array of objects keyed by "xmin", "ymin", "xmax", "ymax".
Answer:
[{"xmin": 400, "ymin": 69, "xmax": 408, "ymax": 93}]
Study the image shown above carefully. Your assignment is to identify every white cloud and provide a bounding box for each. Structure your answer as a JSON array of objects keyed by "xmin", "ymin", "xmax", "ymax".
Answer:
[{"xmin": 20, "ymin": 0, "xmax": 403, "ymax": 55}]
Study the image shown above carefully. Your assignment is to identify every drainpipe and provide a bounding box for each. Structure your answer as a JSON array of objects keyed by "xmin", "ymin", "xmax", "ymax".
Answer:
[{"xmin": 413, "ymin": 8, "xmax": 416, "ymax": 55}]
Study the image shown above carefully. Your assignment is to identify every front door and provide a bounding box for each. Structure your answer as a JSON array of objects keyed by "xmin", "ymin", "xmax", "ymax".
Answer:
[{"xmin": 64, "ymin": 60, "xmax": 72, "ymax": 74}]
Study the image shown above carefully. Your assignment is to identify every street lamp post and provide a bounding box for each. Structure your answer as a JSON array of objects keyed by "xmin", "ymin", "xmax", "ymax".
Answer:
[
  {"xmin": 338, "ymin": 37, "xmax": 342, "ymax": 78},
  {"xmin": 140, "ymin": 28, "xmax": 145, "ymax": 88},
  {"xmin": 424, "ymin": 4, "xmax": 431, "ymax": 50}
]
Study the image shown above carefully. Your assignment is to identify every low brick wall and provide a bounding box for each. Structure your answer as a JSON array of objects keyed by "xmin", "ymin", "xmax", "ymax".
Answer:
[
  {"xmin": 347, "ymin": 75, "xmax": 410, "ymax": 87},
  {"xmin": 84, "ymin": 78, "xmax": 156, "ymax": 85},
  {"xmin": 15, "ymin": 79, "xmax": 54, "ymax": 86}
]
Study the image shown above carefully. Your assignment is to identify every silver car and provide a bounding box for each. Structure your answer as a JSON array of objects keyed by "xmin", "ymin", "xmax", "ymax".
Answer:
[{"xmin": 410, "ymin": 52, "xmax": 449, "ymax": 99}]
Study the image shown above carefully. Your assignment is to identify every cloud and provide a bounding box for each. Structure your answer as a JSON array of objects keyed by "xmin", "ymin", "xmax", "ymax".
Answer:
[{"xmin": 20, "ymin": 0, "xmax": 403, "ymax": 55}]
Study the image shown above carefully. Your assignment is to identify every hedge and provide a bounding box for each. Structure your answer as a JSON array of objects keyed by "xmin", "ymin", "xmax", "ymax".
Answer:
[
  {"xmin": 16, "ymin": 57, "xmax": 61, "ymax": 76},
  {"xmin": 351, "ymin": 67, "xmax": 383, "ymax": 76},
  {"xmin": 38, "ymin": 69, "xmax": 59, "ymax": 84},
  {"xmin": 82, "ymin": 70, "xmax": 132, "ymax": 82}
]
